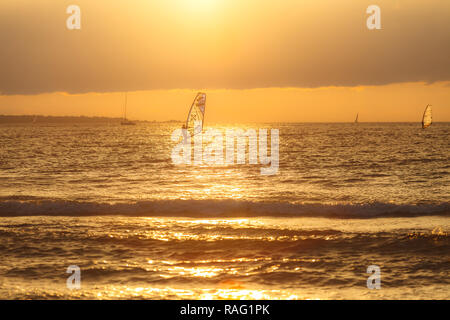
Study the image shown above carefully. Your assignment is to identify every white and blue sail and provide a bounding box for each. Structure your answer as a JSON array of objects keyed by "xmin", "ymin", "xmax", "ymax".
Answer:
[{"xmin": 186, "ymin": 92, "xmax": 206, "ymax": 136}]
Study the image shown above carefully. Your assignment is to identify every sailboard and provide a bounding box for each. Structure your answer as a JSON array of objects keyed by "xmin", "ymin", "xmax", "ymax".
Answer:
[
  {"xmin": 355, "ymin": 113, "xmax": 359, "ymax": 123},
  {"xmin": 185, "ymin": 92, "xmax": 206, "ymax": 136},
  {"xmin": 422, "ymin": 104, "xmax": 432, "ymax": 129}
]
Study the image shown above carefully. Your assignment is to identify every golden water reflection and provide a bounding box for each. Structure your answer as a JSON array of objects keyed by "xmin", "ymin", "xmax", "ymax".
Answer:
[{"xmin": 86, "ymin": 286, "xmax": 304, "ymax": 300}]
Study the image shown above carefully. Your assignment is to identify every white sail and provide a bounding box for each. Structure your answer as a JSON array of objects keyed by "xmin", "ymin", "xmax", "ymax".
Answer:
[
  {"xmin": 422, "ymin": 104, "xmax": 432, "ymax": 129},
  {"xmin": 186, "ymin": 92, "xmax": 206, "ymax": 136}
]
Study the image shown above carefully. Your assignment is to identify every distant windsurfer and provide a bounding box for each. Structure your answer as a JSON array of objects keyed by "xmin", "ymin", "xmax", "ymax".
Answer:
[{"xmin": 182, "ymin": 92, "xmax": 206, "ymax": 142}]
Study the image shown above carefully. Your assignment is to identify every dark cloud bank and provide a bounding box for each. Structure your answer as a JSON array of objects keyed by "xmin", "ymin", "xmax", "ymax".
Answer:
[{"xmin": 1, "ymin": 0, "xmax": 449, "ymax": 95}]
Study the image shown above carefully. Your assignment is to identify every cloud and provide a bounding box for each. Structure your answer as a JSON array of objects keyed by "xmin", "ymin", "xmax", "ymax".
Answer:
[{"xmin": 1, "ymin": 0, "xmax": 449, "ymax": 95}]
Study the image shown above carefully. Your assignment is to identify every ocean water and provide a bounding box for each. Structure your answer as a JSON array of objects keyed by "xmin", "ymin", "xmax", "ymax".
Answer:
[{"xmin": 0, "ymin": 122, "xmax": 448, "ymax": 299}]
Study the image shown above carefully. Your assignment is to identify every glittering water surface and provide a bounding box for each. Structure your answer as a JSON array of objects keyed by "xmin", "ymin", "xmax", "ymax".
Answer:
[{"xmin": 0, "ymin": 122, "xmax": 448, "ymax": 299}]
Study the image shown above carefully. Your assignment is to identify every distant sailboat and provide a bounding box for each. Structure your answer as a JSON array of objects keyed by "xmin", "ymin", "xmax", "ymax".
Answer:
[
  {"xmin": 422, "ymin": 104, "xmax": 432, "ymax": 129},
  {"xmin": 121, "ymin": 92, "xmax": 136, "ymax": 125},
  {"xmin": 355, "ymin": 113, "xmax": 359, "ymax": 123}
]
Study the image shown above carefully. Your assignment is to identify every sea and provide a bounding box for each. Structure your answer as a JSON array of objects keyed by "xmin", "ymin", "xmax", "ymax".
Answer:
[{"xmin": 0, "ymin": 122, "xmax": 448, "ymax": 299}]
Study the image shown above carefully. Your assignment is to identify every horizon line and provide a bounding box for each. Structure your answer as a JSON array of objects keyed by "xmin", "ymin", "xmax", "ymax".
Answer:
[{"xmin": 0, "ymin": 115, "xmax": 448, "ymax": 124}]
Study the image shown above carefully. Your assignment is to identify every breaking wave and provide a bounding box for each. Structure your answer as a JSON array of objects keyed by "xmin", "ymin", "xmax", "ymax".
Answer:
[{"xmin": 0, "ymin": 199, "xmax": 448, "ymax": 218}]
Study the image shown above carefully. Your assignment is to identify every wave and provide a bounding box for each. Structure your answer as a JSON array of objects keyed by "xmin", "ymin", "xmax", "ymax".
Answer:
[{"xmin": 0, "ymin": 199, "xmax": 448, "ymax": 218}]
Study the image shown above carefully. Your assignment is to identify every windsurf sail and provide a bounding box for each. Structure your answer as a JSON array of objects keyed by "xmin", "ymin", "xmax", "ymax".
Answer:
[
  {"xmin": 422, "ymin": 104, "xmax": 432, "ymax": 129},
  {"xmin": 355, "ymin": 113, "xmax": 359, "ymax": 123},
  {"xmin": 185, "ymin": 92, "xmax": 206, "ymax": 136}
]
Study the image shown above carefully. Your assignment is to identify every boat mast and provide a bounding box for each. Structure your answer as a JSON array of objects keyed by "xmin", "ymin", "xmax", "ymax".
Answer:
[{"xmin": 124, "ymin": 92, "xmax": 128, "ymax": 120}]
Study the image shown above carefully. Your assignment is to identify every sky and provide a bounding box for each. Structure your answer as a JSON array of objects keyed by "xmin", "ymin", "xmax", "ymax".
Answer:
[{"xmin": 0, "ymin": 0, "xmax": 449, "ymax": 121}]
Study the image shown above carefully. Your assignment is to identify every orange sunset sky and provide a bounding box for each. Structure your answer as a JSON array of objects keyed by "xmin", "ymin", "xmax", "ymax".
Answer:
[{"xmin": 0, "ymin": 0, "xmax": 449, "ymax": 122}]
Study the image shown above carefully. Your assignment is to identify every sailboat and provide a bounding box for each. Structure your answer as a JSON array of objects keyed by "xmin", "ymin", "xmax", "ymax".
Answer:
[
  {"xmin": 422, "ymin": 104, "xmax": 432, "ymax": 129},
  {"xmin": 184, "ymin": 92, "xmax": 206, "ymax": 136},
  {"xmin": 121, "ymin": 92, "xmax": 136, "ymax": 125},
  {"xmin": 355, "ymin": 113, "xmax": 359, "ymax": 123}
]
